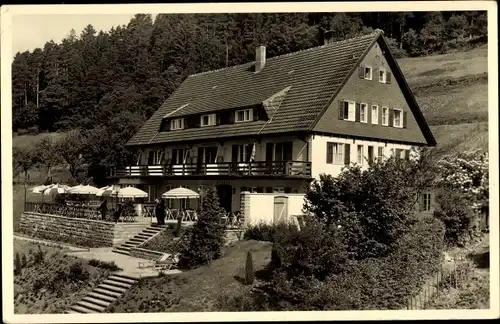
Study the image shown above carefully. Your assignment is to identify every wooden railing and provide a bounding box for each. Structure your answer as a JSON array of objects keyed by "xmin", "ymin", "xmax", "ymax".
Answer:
[
  {"xmin": 24, "ymin": 202, "xmax": 139, "ymax": 222},
  {"xmin": 110, "ymin": 161, "xmax": 311, "ymax": 178}
]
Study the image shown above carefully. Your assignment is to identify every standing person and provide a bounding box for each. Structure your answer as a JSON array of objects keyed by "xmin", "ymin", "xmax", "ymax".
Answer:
[
  {"xmin": 154, "ymin": 198, "xmax": 161, "ymax": 224},
  {"xmin": 99, "ymin": 199, "xmax": 108, "ymax": 221},
  {"xmin": 113, "ymin": 204, "xmax": 123, "ymax": 223},
  {"xmin": 158, "ymin": 199, "xmax": 166, "ymax": 225}
]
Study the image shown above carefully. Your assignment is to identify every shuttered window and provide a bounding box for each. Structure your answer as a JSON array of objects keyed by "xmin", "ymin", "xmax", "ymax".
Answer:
[
  {"xmin": 371, "ymin": 105, "xmax": 378, "ymax": 125},
  {"xmin": 382, "ymin": 107, "xmax": 389, "ymax": 126},
  {"xmin": 326, "ymin": 142, "xmax": 344, "ymax": 164},
  {"xmin": 393, "ymin": 109, "xmax": 403, "ymax": 128},
  {"xmin": 357, "ymin": 145, "xmax": 363, "ymax": 164}
]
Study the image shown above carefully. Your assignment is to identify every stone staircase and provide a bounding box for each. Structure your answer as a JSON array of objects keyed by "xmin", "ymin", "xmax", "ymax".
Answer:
[
  {"xmin": 112, "ymin": 224, "xmax": 165, "ymax": 256},
  {"xmin": 66, "ymin": 272, "xmax": 138, "ymax": 314}
]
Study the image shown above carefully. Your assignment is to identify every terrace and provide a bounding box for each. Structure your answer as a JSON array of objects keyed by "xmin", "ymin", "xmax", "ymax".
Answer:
[{"xmin": 110, "ymin": 160, "xmax": 312, "ymax": 178}]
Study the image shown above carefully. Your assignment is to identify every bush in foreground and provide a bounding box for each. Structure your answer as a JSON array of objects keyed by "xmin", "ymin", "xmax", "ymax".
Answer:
[{"xmin": 239, "ymin": 218, "xmax": 445, "ymax": 311}]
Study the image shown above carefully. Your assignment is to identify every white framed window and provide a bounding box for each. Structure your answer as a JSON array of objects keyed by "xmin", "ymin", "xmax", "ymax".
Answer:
[
  {"xmin": 235, "ymin": 109, "xmax": 253, "ymax": 122},
  {"xmin": 200, "ymin": 113, "xmax": 217, "ymax": 127},
  {"xmin": 393, "ymin": 109, "xmax": 403, "ymax": 128},
  {"xmin": 327, "ymin": 142, "xmax": 344, "ymax": 164},
  {"xmin": 357, "ymin": 145, "xmax": 363, "ymax": 165},
  {"xmin": 422, "ymin": 193, "xmax": 431, "ymax": 212},
  {"xmin": 371, "ymin": 105, "xmax": 378, "ymax": 125},
  {"xmin": 377, "ymin": 147, "xmax": 384, "ymax": 161},
  {"xmin": 341, "ymin": 101, "xmax": 356, "ymax": 122},
  {"xmin": 170, "ymin": 118, "xmax": 184, "ymax": 130},
  {"xmin": 382, "ymin": 107, "xmax": 389, "ymax": 126},
  {"xmin": 379, "ymin": 69, "xmax": 387, "ymax": 83},
  {"xmin": 364, "ymin": 66, "xmax": 372, "ymax": 80},
  {"xmin": 360, "ymin": 103, "xmax": 368, "ymax": 123}
]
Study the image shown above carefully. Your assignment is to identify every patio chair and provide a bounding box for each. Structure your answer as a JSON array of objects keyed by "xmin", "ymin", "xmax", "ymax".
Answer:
[{"xmin": 137, "ymin": 253, "xmax": 180, "ymax": 271}]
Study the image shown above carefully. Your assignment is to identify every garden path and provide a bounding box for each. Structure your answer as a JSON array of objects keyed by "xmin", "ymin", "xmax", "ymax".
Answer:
[{"xmin": 67, "ymin": 247, "xmax": 182, "ymax": 279}]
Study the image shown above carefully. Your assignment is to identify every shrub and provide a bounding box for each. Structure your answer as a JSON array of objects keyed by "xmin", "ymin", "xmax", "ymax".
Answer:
[
  {"xmin": 304, "ymin": 155, "xmax": 431, "ymax": 259},
  {"xmin": 88, "ymin": 259, "xmax": 121, "ymax": 271},
  {"xmin": 178, "ymin": 187, "xmax": 227, "ymax": 269},
  {"xmin": 435, "ymin": 189, "xmax": 481, "ymax": 247},
  {"xmin": 68, "ymin": 262, "xmax": 90, "ymax": 282},
  {"xmin": 21, "ymin": 254, "xmax": 28, "ymax": 268},
  {"xmin": 243, "ymin": 222, "xmax": 290, "ymax": 242},
  {"xmin": 251, "ymin": 218, "xmax": 445, "ymax": 310},
  {"xmin": 245, "ymin": 251, "xmax": 255, "ymax": 285}
]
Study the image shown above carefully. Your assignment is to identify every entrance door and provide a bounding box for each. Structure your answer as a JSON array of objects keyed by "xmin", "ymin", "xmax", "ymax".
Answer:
[
  {"xmin": 273, "ymin": 196, "xmax": 288, "ymax": 224},
  {"xmin": 216, "ymin": 185, "xmax": 233, "ymax": 213}
]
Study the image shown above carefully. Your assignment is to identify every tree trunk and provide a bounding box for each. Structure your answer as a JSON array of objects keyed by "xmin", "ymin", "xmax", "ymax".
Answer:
[
  {"xmin": 36, "ymin": 67, "xmax": 40, "ymax": 109},
  {"xmin": 24, "ymin": 84, "xmax": 28, "ymax": 107},
  {"xmin": 399, "ymin": 24, "xmax": 404, "ymax": 49}
]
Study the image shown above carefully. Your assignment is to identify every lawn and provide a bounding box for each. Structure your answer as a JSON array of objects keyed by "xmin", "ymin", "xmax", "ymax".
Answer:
[
  {"xmin": 108, "ymin": 240, "xmax": 272, "ymax": 313},
  {"xmin": 398, "ymin": 45, "xmax": 487, "ymax": 87},
  {"xmin": 12, "ymin": 132, "xmax": 67, "ymax": 150},
  {"xmin": 13, "ymin": 239, "xmax": 112, "ymax": 314},
  {"xmin": 430, "ymin": 122, "xmax": 489, "ymax": 157}
]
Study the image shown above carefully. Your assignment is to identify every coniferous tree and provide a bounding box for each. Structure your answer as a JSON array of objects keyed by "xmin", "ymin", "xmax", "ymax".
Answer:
[
  {"xmin": 178, "ymin": 186, "xmax": 227, "ymax": 269},
  {"xmin": 245, "ymin": 251, "xmax": 255, "ymax": 285},
  {"xmin": 14, "ymin": 252, "xmax": 22, "ymax": 276}
]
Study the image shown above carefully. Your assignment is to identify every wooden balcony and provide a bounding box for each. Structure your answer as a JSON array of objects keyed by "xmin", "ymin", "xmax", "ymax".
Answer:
[{"xmin": 110, "ymin": 161, "xmax": 311, "ymax": 178}]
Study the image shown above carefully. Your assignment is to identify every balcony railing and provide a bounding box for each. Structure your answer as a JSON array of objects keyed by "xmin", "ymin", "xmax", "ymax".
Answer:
[{"xmin": 110, "ymin": 161, "xmax": 311, "ymax": 178}]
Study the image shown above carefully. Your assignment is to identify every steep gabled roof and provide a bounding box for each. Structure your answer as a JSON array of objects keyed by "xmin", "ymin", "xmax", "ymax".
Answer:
[{"xmin": 126, "ymin": 30, "xmax": 434, "ymax": 146}]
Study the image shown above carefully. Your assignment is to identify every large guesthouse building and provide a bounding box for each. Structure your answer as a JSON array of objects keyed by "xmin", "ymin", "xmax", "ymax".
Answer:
[{"xmin": 111, "ymin": 29, "xmax": 436, "ymax": 220}]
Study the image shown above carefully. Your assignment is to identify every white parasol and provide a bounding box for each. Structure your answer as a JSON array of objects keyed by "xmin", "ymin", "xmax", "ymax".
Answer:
[
  {"xmin": 30, "ymin": 184, "xmax": 49, "ymax": 194},
  {"xmin": 162, "ymin": 187, "xmax": 200, "ymax": 199},
  {"xmin": 116, "ymin": 186, "xmax": 148, "ymax": 198},
  {"xmin": 96, "ymin": 185, "xmax": 121, "ymax": 197},
  {"xmin": 43, "ymin": 183, "xmax": 71, "ymax": 196},
  {"xmin": 68, "ymin": 184, "xmax": 100, "ymax": 195}
]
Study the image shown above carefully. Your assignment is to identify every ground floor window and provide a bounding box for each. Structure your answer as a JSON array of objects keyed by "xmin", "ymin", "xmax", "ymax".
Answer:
[{"xmin": 421, "ymin": 193, "xmax": 432, "ymax": 212}]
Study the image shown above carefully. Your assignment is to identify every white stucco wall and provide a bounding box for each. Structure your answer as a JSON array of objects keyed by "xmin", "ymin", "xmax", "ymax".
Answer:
[
  {"xmin": 309, "ymin": 134, "xmax": 416, "ymax": 179},
  {"xmin": 242, "ymin": 192, "xmax": 306, "ymax": 226}
]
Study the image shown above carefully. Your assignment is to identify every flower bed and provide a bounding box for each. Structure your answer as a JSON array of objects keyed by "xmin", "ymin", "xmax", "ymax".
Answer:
[{"xmin": 13, "ymin": 239, "xmax": 112, "ymax": 314}]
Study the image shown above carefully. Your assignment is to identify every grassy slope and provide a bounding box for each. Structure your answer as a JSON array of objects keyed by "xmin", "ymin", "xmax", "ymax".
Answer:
[
  {"xmin": 109, "ymin": 240, "xmax": 272, "ymax": 313},
  {"xmin": 14, "ymin": 239, "xmax": 111, "ymax": 314},
  {"xmin": 12, "ymin": 132, "xmax": 67, "ymax": 149}
]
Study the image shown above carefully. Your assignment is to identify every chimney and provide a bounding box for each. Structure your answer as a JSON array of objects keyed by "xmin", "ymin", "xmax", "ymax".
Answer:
[
  {"xmin": 255, "ymin": 45, "xmax": 266, "ymax": 72},
  {"xmin": 323, "ymin": 30, "xmax": 334, "ymax": 45}
]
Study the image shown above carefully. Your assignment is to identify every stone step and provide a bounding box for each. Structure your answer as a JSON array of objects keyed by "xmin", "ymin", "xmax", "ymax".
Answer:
[
  {"xmin": 76, "ymin": 300, "xmax": 106, "ymax": 313},
  {"xmin": 129, "ymin": 237, "xmax": 145, "ymax": 243},
  {"xmin": 87, "ymin": 291, "xmax": 116, "ymax": 303},
  {"xmin": 82, "ymin": 296, "xmax": 112, "ymax": 308},
  {"xmin": 114, "ymin": 245, "xmax": 131, "ymax": 252},
  {"xmin": 111, "ymin": 249, "xmax": 130, "ymax": 256},
  {"xmin": 143, "ymin": 228, "xmax": 161, "ymax": 234},
  {"xmin": 97, "ymin": 283, "xmax": 128, "ymax": 294},
  {"xmin": 70, "ymin": 304, "xmax": 96, "ymax": 314},
  {"xmin": 108, "ymin": 275, "xmax": 137, "ymax": 285},
  {"xmin": 135, "ymin": 233, "xmax": 154, "ymax": 239},
  {"xmin": 92, "ymin": 287, "xmax": 123, "ymax": 298},
  {"xmin": 114, "ymin": 272, "xmax": 140, "ymax": 281},
  {"xmin": 65, "ymin": 310, "xmax": 80, "ymax": 314},
  {"xmin": 122, "ymin": 242, "xmax": 140, "ymax": 248},
  {"xmin": 102, "ymin": 279, "xmax": 133, "ymax": 290}
]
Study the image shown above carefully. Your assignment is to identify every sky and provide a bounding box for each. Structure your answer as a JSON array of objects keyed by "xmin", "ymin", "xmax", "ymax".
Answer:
[{"xmin": 11, "ymin": 14, "xmax": 143, "ymax": 55}]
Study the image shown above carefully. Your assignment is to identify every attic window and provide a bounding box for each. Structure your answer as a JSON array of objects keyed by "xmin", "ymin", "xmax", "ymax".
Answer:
[
  {"xmin": 201, "ymin": 114, "xmax": 217, "ymax": 127},
  {"xmin": 364, "ymin": 66, "xmax": 372, "ymax": 80},
  {"xmin": 379, "ymin": 69, "xmax": 392, "ymax": 84},
  {"xmin": 170, "ymin": 118, "xmax": 184, "ymax": 130},
  {"xmin": 235, "ymin": 109, "xmax": 253, "ymax": 122}
]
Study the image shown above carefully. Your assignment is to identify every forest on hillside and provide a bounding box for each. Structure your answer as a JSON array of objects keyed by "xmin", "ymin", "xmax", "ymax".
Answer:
[{"xmin": 11, "ymin": 12, "xmax": 487, "ymax": 185}]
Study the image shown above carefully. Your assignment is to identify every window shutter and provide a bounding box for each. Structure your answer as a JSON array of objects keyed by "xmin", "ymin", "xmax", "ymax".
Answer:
[
  {"xmin": 216, "ymin": 114, "xmax": 221, "ymax": 125},
  {"xmin": 344, "ymin": 144, "xmax": 351, "ymax": 165},
  {"xmin": 379, "ymin": 108, "xmax": 383, "ymax": 125},
  {"xmin": 386, "ymin": 72, "xmax": 392, "ymax": 84},
  {"xmin": 355, "ymin": 103, "xmax": 361, "ymax": 122},
  {"xmin": 388, "ymin": 108, "xmax": 394, "ymax": 127},
  {"xmin": 326, "ymin": 142, "xmax": 333, "ymax": 164},
  {"xmin": 229, "ymin": 111, "xmax": 235, "ymax": 124},
  {"xmin": 403, "ymin": 111, "xmax": 407, "ymax": 128},
  {"xmin": 338, "ymin": 101, "xmax": 344, "ymax": 120},
  {"xmin": 358, "ymin": 66, "xmax": 364, "ymax": 78}
]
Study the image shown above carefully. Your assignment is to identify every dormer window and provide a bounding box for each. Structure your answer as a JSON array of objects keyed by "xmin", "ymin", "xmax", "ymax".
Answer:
[
  {"xmin": 170, "ymin": 118, "xmax": 184, "ymax": 130},
  {"xmin": 235, "ymin": 109, "xmax": 253, "ymax": 122},
  {"xmin": 201, "ymin": 114, "xmax": 217, "ymax": 127}
]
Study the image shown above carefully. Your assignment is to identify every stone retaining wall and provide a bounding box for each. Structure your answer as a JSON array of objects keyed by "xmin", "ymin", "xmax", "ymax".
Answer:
[
  {"xmin": 20, "ymin": 212, "xmax": 148, "ymax": 248},
  {"xmin": 130, "ymin": 247, "xmax": 164, "ymax": 261}
]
